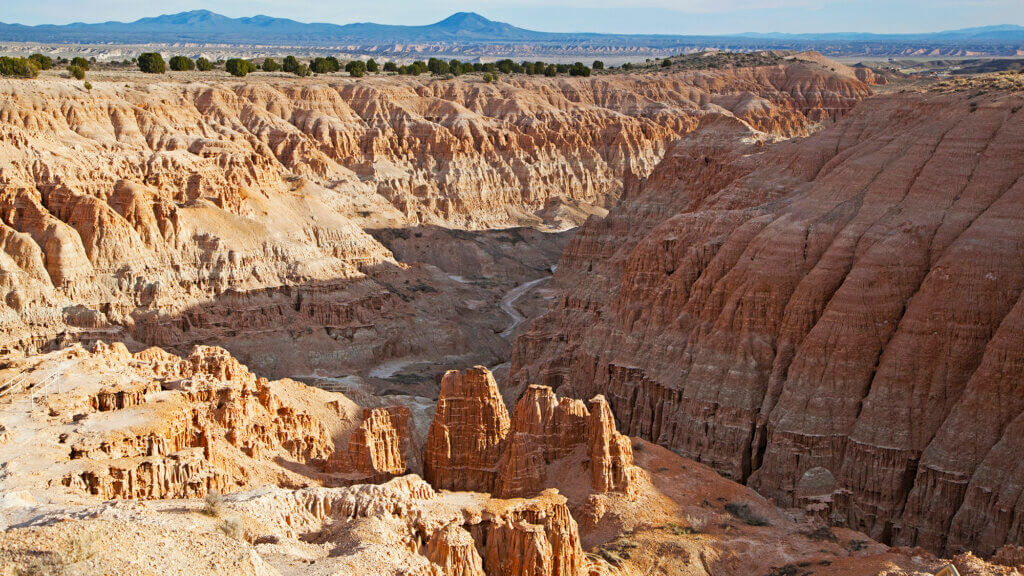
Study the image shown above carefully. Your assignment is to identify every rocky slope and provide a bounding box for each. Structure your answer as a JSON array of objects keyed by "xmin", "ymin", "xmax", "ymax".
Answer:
[
  {"xmin": 5, "ymin": 347, "xmax": 1007, "ymax": 576},
  {"xmin": 0, "ymin": 64, "xmax": 869, "ymax": 381},
  {"xmin": 509, "ymin": 86, "xmax": 1024, "ymax": 557}
]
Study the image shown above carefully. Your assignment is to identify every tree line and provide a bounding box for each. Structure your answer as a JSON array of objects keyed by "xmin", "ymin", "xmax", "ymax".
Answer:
[
  {"xmin": 132, "ymin": 54, "xmax": 608, "ymax": 79},
  {"xmin": 1, "ymin": 52, "xmax": 642, "ymax": 82}
]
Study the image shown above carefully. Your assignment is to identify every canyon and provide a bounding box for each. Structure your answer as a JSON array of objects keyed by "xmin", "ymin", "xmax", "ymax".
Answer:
[
  {"xmin": 509, "ymin": 77, "xmax": 1024, "ymax": 558},
  {"xmin": 0, "ymin": 49, "xmax": 1022, "ymax": 576}
]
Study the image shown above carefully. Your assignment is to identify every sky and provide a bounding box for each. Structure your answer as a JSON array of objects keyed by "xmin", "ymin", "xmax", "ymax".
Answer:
[{"xmin": 2, "ymin": 0, "xmax": 1023, "ymax": 35}]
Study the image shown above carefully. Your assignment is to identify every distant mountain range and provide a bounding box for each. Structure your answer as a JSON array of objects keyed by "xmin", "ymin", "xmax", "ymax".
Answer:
[{"xmin": 1, "ymin": 11, "xmax": 1022, "ymax": 58}]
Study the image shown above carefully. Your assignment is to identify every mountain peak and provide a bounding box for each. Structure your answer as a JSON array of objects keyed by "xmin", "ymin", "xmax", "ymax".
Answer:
[{"xmin": 435, "ymin": 12, "xmax": 494, "ymax": 27}]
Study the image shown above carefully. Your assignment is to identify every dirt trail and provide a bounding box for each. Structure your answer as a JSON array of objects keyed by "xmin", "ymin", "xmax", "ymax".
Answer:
[{"xmin": 499, "ymin": 275, "xmax": 552, "ymax": 338}]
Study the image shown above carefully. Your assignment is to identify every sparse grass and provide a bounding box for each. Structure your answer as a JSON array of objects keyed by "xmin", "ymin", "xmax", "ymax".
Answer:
[
  {"xmin": 63, "ymin": 530, "xmax": 98, "ymax": 563},
  {"xmin": 220, "ymin": 515, "xmax": 245, "ymax": 540},
  {"xmin": 846, "ymin": 539, "xmax": 868, "ymax": 552},
  {"xmin": 202, "ymin": 490, "xmax": 224, "ymax": 517},
  {"xmin": 724, "ymin": 501, "xmax": 770, "ymax": 527},
  {"xmin": 804, "ymin": 525, "xmax": 837, "ymax": 542},
  {"xmin": 592, "ymin": 530, "xmax": 642, "ymax": 567},
  {"xmin": 764, "ymin": 565, "xmax": 799, "ymax": 576},
  {"xmin": 663, "ymin": 513, "xmax": 706, "ymax": 535}
]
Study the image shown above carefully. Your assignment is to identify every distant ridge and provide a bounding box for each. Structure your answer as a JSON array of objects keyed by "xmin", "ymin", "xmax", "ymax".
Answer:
[{"xmin": 0, "ymin": 10, "xmax": 1022, "ymax": 57}]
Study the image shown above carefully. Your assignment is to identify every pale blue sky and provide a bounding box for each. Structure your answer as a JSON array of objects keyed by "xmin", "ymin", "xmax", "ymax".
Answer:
[{"xmin": 3, "ymin": 0, "xmax": 1023, "ymax": 34}]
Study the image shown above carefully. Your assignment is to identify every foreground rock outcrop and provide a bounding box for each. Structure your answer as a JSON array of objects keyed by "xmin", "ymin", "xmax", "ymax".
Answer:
[
  {"xmin": 510, "ymin": 86, "xmax": 1024, "ymax": 556},
  {"xmin": 425, "ymin": 366, "xmax": 636, "ymax": 499}
]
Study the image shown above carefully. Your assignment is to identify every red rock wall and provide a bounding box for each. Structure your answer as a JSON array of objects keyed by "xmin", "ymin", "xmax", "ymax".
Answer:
[{"xmin": 509, "ymin": 89, "xmax": 1024, "ymax": 556}]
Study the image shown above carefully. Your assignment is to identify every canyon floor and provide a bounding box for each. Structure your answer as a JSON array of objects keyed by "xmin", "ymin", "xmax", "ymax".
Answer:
[{"xmin": 1, "ymin": 55, "xmax": 1023, "ymax": 576}]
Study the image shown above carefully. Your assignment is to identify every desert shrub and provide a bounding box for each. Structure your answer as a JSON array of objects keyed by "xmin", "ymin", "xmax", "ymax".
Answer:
[
  {"xmin": 68, "ymin": 65, "xmax": 86, "ymax": 80},
  {"xmin": 805, "ymin": 526, "xmax": 837, "ymax": 542},
  {"xmin": 220, "ymin": 516, "xmax": 245, "ymax": 540},
  {"xmin": 622, "ymin": 62, "xmax": 634, "ymax": 71},
  {"xmin": 63, "ymin": 530, "xmax": 99, "ymax": 563},
  {"xmin": 0, "ymin": 57, "xmax": 40, "ymax": 78},
  {"xmin": 202, "ymin": 490, "xmax": 224, "ymax": 517},
  {"xmin": 195, "ymin": 57, "xmax": 212, "ymax": 71},
  {"xmin": 83, "ymin": 81, "xmax": 92, "ymax": 90},
  {"xmin": 28, "ymin": 53, "xmax": 53, "ymax": 70},
  {"xmin": 293, "ymin": 64, "xmax": 310, "ymax": 77},
  {"xmin": 345, "ymin": 60, "xmax": 366, "ymax": 78},
  {"xmin": 593, "ymin": 60, "xmax": 605, "ymax": 70},
  {"xmin": 282, "ymin": 55, "xmax": 300, "ymax": 73},
  {"xmin": 846, "ymin": 539, "xmax": 868, "ymax": 552},
  {"xmin": 137, "ymin": 52, "xmax": 166, "ymax": 74},
  {"xmin": 225, "ymin": 58, "xmax": 257, "ymax": 77},
  {"xmin": 262, "ymin": 58, "xmax": 280, "ymax": 72},
  {"xmin": 427, "ymin": 57, "xmax": 449, "ymax": 75},
  {"xmin": 482, "ymin": 73, "xmax": 494, "ymax": 83},
  {"xmin": 366, "ymin": 58, "xmax": 379, "ymax": 73},
  {"xmin": 310, "ymin": 56, "xmax": 340, "ymax": 74},
  {"xmin": 544, "ymin": 64, "xmax": 557, "ymax": 77},
  {"xmin": 765, "ymin": 565, "xmax": 798, "ymax": 576},
  {"xmin": 168, "ymin": 55, "xmax": 195, "ymax": 71},
  {"xmin": 724, "ymin": 501, "xmax": 770, "ymax": 526},
  {"xmin": 569, "ymin": 62, "xmax": 591, "ymax": 77},
  {"xmin": 70, "ymin": 56, "xmax": 90, "ymax": 71},
  {"xmin": 661, "ymin": 58, "xmax": 672, "ymax": 67},
  {"xmin": 382, "ymin": 61, "xmax": 397, "ymax": 73}
]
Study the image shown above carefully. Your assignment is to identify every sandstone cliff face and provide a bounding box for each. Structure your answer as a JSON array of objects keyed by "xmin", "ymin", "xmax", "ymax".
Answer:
[
  {"xmin": 0, "ymin": 342, "xmax": 363, "ymax": 501},
  {"xmin": 327, "ymin": 405, "xmax": 411, "ymax": 482},
  {"xmin": 509, "ymin": 88, "xmax": 1024, "ymax": 555},
  {"xmin": 426, "ymin": 367, "xmax": 635, "ymax": 500},
  {"xmin": 425, "ymin": 366, "xmax": 511, "ymax": 492},
  {"xmin": 0, "ymin": 65, "xmax": 868, "ymax": 366}
]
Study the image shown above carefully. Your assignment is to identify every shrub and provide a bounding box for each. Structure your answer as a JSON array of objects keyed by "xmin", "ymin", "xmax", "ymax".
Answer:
[
  {"xmin": 0, "ymin": 57, "xmax": 40, "ymax": 78},
  {"xmin": 382, "ymin": 61, "xmax": 398, "ymax": 73},
  {"xmin": 482, "ymin": 73, "xmax": 494, "ymax": 83},
  {"xmin": 310, "ymin": 56, "xmax": 340, "ymax": 74},
  {"xmin": 137, "ymin": 52, "xmax": 166, "ymax": 74},
  {"xmin": 28, "ymin": 53, "xmax": 53, "ymax": 70},
  {"xmin": 70, "ymin": 56, "xmax": 91, "ymax": 71},
  {"xmin": 724, "ymin": 501, "xmax": 770, "ymax": 526},
  {"xmin": 366, "ymin": 58, "xmax": 379, "ymax": 73},
  {"xmin": 84, "ymin": 81, "xmax": 92, "ymax": 90},
  {"xmin": 345, "ymin": 60, "xmax": 366, "ymax": 78},
  {"xmin": 202, "ymin": 490, "xmax": 224, "ymax": 517},
  {"xmin": 195, "ymin": 57, "xmax": 212, "ymax": 71},
  {"xmin": 225, "ymin": 58, "xmax": 256, "ymax": 77},
  {"xmin": 293, "ymin": 64, "xmax": 310, "ymax": 77},
  {"xmin": 661, "ymin": 58, "xmax": 672, "ymax": 67},
  {"xmin": 68, "ymin": 65, "xmax": 86, "ymax": 80},
  {"xmin": 220, "ymin": 516, "xmax": 245, "ymax": 540},
  {"xmin": 427, "ymin": 57, "xmax": 449, "ymax": 75},
  {"xmin": 544, "ymin": 64, "xmax": 557, "ymax": 77},
  {"xmin": 169, "ymin": 55, "xmax": 195, "ymax": 71},
  {"xmin": 282, "ymin": 55, "xmax": 300, "ymax": 73},
  {"xmin": 593, "ymin": 60, "xmax": 604, "ymax": 70},
  {"xmin": 569, "ymin": 62, "xmax": 591, "ymax": 77},
  {"xmin": 260, "ymin": 58, "xmax": 278, "ymax": 72},
  {"xmin": 622, "ymin": 62, "xmax": 634, "ymax": 71}
]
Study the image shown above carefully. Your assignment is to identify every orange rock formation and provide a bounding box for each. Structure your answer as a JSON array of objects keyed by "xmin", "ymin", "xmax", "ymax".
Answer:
[
  {"xmin": 426, "ymin": 367, "xmax": 636, "ymax": 500},
  {"xmin": 510, "ymin": 87, "xmax": 1024, "ymax": 556}
]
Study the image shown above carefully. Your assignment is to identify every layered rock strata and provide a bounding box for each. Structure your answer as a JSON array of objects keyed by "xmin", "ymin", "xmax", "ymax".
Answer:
[
  {"xmin": 0, "ymin": 64, "xmax": 869, "ymax": 365},
  {"xmin": 425, "ymin": 367, "xmax": 635, "ymax": 499},
  {"xmin": 0, "ymin": 342, "xmax": 363, "ymax": 501},
  {"xmin": 509, "ymin": 88, "xmax": 1024, "ymax": 555}
]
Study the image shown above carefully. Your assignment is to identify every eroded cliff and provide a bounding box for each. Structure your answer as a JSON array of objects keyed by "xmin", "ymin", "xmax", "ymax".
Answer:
[
  {"xmin": 0, "ymin": 64, "xmax": 869, "ymax": 380},
  {"xmin": 509, "ymin": 87, "xmax": 1024, "ymax": 556}
]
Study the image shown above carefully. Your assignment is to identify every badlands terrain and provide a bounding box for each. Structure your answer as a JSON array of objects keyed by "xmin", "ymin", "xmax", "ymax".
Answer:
[{"xmin": 0, "ymin": 51, "xmax": 1023, "ymax": 576}]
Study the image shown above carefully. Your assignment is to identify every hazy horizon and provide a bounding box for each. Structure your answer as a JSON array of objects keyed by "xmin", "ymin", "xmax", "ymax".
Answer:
[{"xmin": 3, "ymin": 0, "xmax": 1023, "ymax": 36}]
